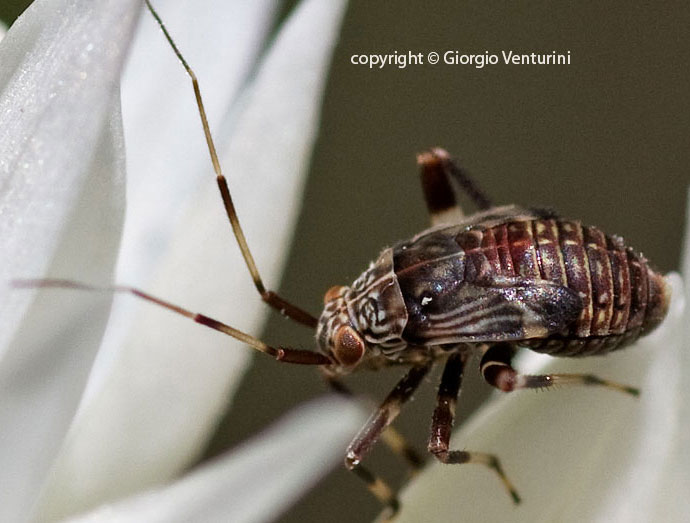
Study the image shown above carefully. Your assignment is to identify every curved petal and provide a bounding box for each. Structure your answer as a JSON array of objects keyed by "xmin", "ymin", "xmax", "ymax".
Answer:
[
  {"xmin": 65, "ymin": 397, "xmax": 365, "ymax": 523},
  {"xmin": 0, "ymin": 0, "xmax": 138, "ymax": 520},
  {"xmin": 36, "ymin": 0, "xmax": 348, "ymax": 519}
]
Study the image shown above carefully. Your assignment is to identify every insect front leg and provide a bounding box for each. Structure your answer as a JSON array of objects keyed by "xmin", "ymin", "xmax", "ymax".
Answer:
[
  {"xmin": 344, "ymin": 362, "xmax": 432, "ymax": 519},
  {"xmin": 323, "ymin": 374, "xmax": 425, "ymax": 473},
  {"xmin": 428, "ymin": 353, "xmax": 521, "ymax": 504},
  {"xmin": 480, "ymin": 342, "xmax": 640, "ymax": 396}
]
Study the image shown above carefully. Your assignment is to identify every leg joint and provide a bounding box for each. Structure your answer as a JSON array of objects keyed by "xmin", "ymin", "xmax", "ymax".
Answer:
[
  {"xmin": 344, "ymin": 452, "xmax": 359, "ymax": 471},
  {"xmin": 431, "ymin": 449, "xmax": 450, "ymax": 463},
  {"xmin": 483, "ymin": 364, "xmax": 517, "ymax": 391}
]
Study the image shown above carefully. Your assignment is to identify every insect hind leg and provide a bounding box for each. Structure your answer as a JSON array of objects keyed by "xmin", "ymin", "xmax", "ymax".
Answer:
[
  {"xmin": 480, "ymin": 342, "xmax": 640, "ymax": 396},
  {"xmin": 417, "ymin": 148, "xmax": 492, "ymax": 226}
]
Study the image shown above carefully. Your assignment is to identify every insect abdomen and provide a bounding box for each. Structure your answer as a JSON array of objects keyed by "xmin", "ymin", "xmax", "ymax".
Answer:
[{"xmin": 457, "ymin": 218, "xmax": 669, "ymax": 355}]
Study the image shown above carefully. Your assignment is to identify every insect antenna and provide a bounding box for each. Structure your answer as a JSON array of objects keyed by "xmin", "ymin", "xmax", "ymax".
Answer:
[
  {"xmin": 12, "ymin": 279, "xmax": 331, "ymax": 365},
  {"xmin": 145, "ymin": 0, "xmax": 318, "ymax": 329}
]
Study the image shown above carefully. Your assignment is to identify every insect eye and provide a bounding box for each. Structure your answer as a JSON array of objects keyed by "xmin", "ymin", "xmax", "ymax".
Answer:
[
  {"xmin": 323, "ymin": 285, "xmax": 345, "ymax": 304},
  {"xmin": 332, "ymin": 326, "xmax": 366, "ymax": 367}
]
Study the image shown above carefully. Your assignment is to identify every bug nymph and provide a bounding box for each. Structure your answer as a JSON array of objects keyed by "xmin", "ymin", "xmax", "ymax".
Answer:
[
  {"xmin": 316, "ymin": 150, "xmax": 670, "ymax": 382},
  {"xmin": 312, "ymin": 147, "xmax": 669, "ymax": 516},
  {"xmin": 14, "ymin": 3, "xmax": 672, "ymax": 522}
]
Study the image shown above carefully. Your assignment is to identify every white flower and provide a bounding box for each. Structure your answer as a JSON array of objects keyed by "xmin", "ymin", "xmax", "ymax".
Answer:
[
  {"xmin": 7, "ymin": 2, "xmax": 684, "ymax": 522},
  {"xmin": 0, "ymin": 0, "xmax": 357, "ymax": 522},
  {"xmin": 396, "ymin": 195, "xmax": 690, "ymax": 522}
]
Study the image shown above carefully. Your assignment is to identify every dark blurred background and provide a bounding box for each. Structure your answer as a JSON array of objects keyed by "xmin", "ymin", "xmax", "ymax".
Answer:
[{"xmin": 2, "ymin": 2, "xmax": 688, "ymax": 522}]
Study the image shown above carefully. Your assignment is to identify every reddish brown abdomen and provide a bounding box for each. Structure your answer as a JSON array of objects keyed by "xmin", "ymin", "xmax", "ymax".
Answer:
[{"xmin": 457, "ymin": 219, "xmax": 669, "ymax": 355}]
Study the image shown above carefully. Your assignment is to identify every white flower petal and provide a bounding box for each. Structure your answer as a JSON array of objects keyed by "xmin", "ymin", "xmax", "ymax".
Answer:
[
  {"xmin": 0, "ymin": 0, "xmax": 138, "ymax": 520},
  {"xmin": 36, "ymin": 0, "xmax": 348, "ymax": 518},
  {"xmin": 65, "ymin": 396, "xmax": 365, "ymax": 523}
]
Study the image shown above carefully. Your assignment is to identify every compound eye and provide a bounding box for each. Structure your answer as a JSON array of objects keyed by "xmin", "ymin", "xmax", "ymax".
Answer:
[
  {"xmin": 332, "ymin": 326, "xmax": 365, "ymax": 367},
  {"xmin": 324, "ymin": 285, "xmax": 345, "ymax": 305}
]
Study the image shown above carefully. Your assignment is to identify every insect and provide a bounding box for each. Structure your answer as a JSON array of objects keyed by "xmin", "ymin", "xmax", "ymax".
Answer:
[{"xmin": 16, "ymin": 2, "xmax": 671, "ymax": 521}]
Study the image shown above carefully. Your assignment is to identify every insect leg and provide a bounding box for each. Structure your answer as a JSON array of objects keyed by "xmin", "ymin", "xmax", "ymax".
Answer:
[
  {"xmin": 480, "ymin": 342, "xmax": 640, "ymax": 396},
  {"xmin": 13, "ymin": 279, "xmax": 330, "ymax": 365},
  {"xmin": 323, "ymin": 375, "xmax": 425, "ymax": 473},
  {"xmin": 145, "ymin": 1, "xmax": 317, "ymax": 329},
  {"xmin": 428, "ymin": 353, "xmax": 521, "ymax": 503},
  {"xmin": 344, "ymin": 362, "xmax": 432, "ymax": 518},
  {"xmin": 417, "ymin": 147, "xmax": 492, "ymax": 226}
]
